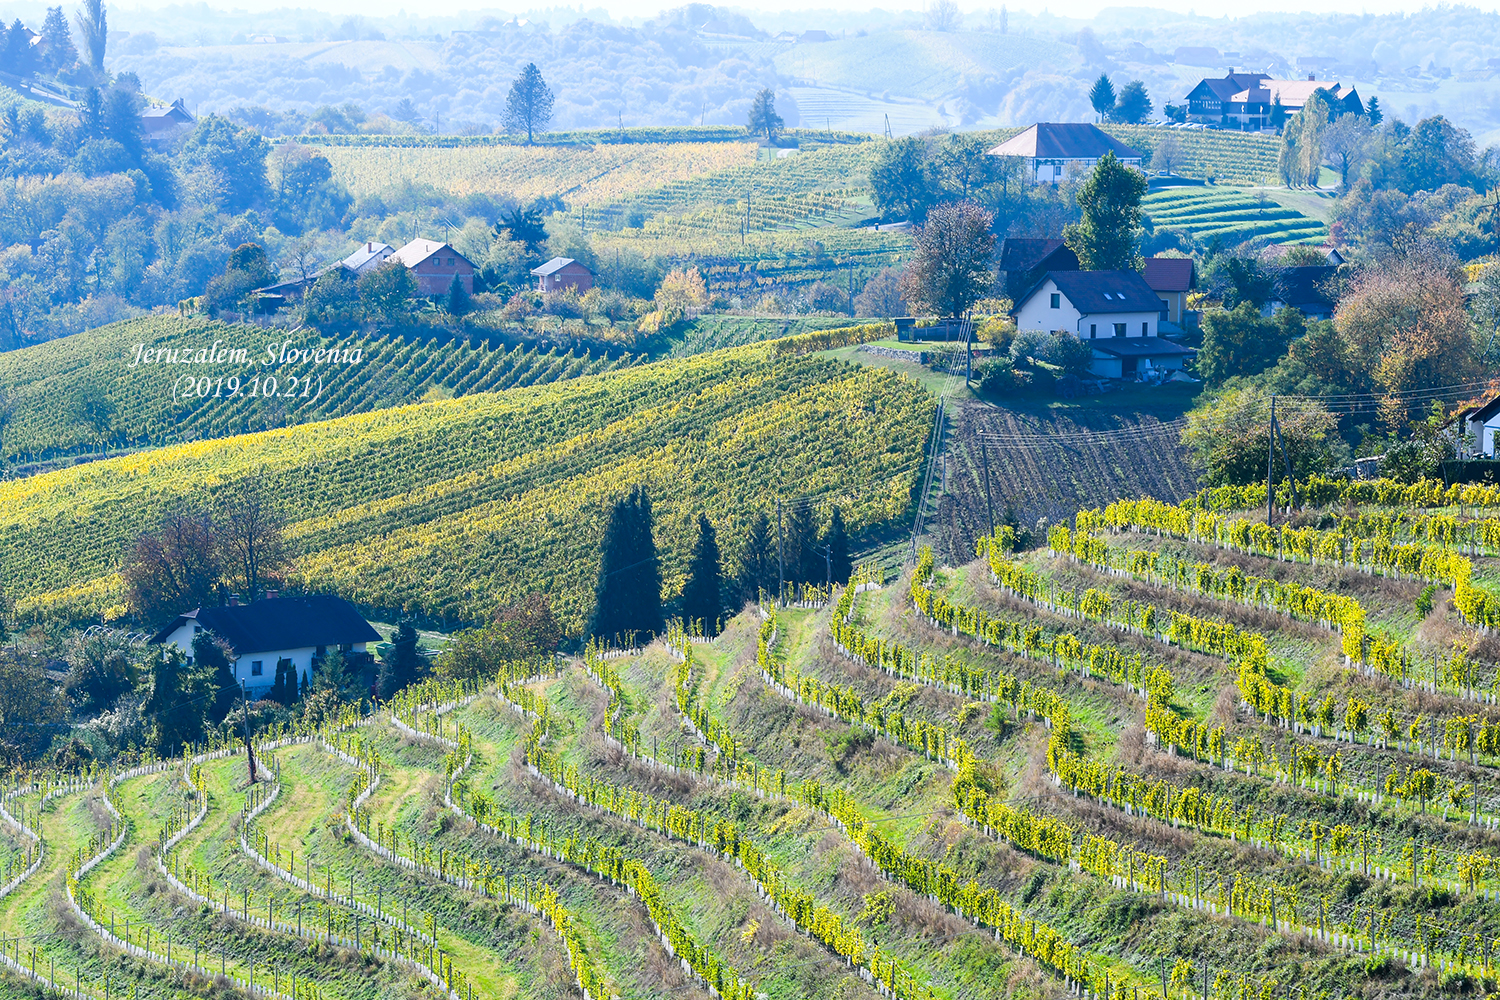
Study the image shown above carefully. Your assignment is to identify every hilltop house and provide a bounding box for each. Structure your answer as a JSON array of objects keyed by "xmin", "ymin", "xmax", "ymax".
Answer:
[
  {"xmin": 140, "ymin": 99, "xmax": 195, "ymax": 146},
  {"xmin": 1142, "ymin": 256, "xmax": 1195, "ymax": 327},
  {"xmin": 986, "ymin": 124, "xmax": 1142, "ymax": 184},
  {"xmin": 390, "ymin": 239, "xmax": 477, "ymax": 295},
  {"xmin": 1011, "ymin": 270, "xmax": 1192, "ymax": 378},
  {"xmin": 999, "ymin": 238, "xmax": 1079, "ymax": 299},
  {"xmin": 531, "ymin": 257, "xmax": 595, "ymax": 294},
  {"xmin": 151, "ymin": 593, "xmax": 380, "ymax": 702},
  {"xmin": 1184, "ymin": 72, "xmax": 1363, "ymax": 130}
]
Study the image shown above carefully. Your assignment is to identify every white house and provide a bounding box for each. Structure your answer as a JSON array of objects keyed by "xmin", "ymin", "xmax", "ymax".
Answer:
[
  {"xmin": 1011, "ymin": 270, "xmax": 1193, "ymax": 378},
  {"xmin": 1457, "ymin": 396, "xmax": 1500, "ymax": 458},
  {"xmin": 987, "ymin": 124, "xmax": 1143, "ymax": 185},
  {"xmin": 150, "ymin": 593, "xmax": 380, "ymax": 701},
  {"xmin": 341, "ymin": 242, "xmax": 395, "ymax": 275}
]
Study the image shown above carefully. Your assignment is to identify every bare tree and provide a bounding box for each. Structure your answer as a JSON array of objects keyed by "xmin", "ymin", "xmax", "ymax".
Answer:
[
  {"xmin": 1152, "ymin": 134, "xmax": 1184, "ymax": 175},
  {"xmin": 215, "ymin": 475, "xmax": 287, "ymax": 600},
  {"xmin": 926, "ymin": 0, "xmax": 961, "ymax": 31}
]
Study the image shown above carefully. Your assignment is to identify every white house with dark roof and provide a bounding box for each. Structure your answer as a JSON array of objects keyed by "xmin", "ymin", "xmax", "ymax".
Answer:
[
  {"xmin": 151, "ymin": 593, "xmax": 380, "ymax": 701},
  {"xmin": 1012, "ymin": 270, "xmax": 1192, "ymax": 378},
  {"xmin": 986, "ymin": 124, "xmax": 1143, "ymax": 184}
]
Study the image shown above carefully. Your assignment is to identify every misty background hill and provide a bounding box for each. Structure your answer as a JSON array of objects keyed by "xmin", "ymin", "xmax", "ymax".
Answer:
[{"xmin": 3, "ymin": 2, "xmax": 1499, "ymax": 143}]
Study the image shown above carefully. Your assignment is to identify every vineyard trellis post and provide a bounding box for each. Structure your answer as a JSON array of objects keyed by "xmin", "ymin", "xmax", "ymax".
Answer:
[{"xmin": 980, "ymin": 434, "xmax": 996, "ymax": 537}]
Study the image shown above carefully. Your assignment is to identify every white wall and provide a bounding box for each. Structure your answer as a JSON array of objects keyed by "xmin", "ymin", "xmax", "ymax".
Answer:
[
  {"xmin": 1013, "ymin": 278, "xmax": 1160, "ymax": 339},
  {"xmin": 161, "ymin": 623, "xmax": 367, "ymax": 700}
]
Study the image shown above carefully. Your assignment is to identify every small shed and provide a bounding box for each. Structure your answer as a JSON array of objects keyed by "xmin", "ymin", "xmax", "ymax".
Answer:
[{"xmin": 531, "ymin": 257, "xmax": 595, "ymax": 294}]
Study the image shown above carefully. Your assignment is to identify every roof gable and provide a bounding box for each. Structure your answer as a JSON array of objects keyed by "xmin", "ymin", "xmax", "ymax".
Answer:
[
  {"xmin": 531, "ymin": 256, "xmax": 591, "ymax": 277},
  {"xmin": 988, "ymin": 123, "xmax": 1142, "ymax": 161},
  {"xmin": 1142, "ymin": 257, "xmax": 1195, "ymax": 292},
  {"xmin": 998, "ymin": 239, "xmax": 1078, "ymax": 274},
  {"xmin": 391, "ymin": 240, "xmax": 476, "ymax": 270}
]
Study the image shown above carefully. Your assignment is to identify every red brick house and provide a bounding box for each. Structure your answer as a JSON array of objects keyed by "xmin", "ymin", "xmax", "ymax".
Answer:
[
  {"xmin": 531, "ymin": 257, "xmax": 595, "ymax": 294},
  {"xmin": 391, "ymin": 239, "xmax": 477, "ymax": 295}
]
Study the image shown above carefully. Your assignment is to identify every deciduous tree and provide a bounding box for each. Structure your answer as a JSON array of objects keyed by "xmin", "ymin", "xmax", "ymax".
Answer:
[
  {"xmin": 122, "ymin": 508, "xmax": 222, "ymax": 627},
  {"xmin": 899, "ymin": 200, "xmax": 996, "ymax": 317},
  {"xmin": 870, "ymin": 136, "xmax": 935, "ymax": 222}
]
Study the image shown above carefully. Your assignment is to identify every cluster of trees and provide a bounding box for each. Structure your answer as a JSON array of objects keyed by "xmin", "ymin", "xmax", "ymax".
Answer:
[
  {"xmin": 586, "ymin": 487, "xmax": 851, "ymax": 643},
  {"xmin": 868, "ymin": 132, "xmax": 1080, "ymax": 237},
  {"xmin": 2, "ymin": 3, "xmax": 101, "ymax": 85},
  {"xmin": 1087, "ymin": 75, "xmax": 1153, "ymax": 126}
]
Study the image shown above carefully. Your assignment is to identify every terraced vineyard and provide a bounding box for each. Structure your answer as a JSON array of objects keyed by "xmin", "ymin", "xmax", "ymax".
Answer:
[
  {"xmin": 0, "ymin": 316, "xmax": 641, "ymax": 465},
  {"xmin": 16, "ymin": 474, "xmax": 1500, "ymax": 998},
  {"xmin": 1143, "ymin": 187, "xmax": 1329, "ymax": 247},
  {"xmin": 0, "ymin": 329, "xmax": 927, "ymax": 629},
  {"xmin": 1105, "ymin": 127, "xmax": 1282, "ymax": 187}
]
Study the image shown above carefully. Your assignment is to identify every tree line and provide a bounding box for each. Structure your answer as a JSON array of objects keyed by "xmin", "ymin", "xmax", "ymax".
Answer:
[{"xmin": 587, "ymin": 486, "xmax": 852, "ymax": 644}]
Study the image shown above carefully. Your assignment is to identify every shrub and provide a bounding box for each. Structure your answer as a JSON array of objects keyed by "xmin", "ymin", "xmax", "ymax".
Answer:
[
  {"xmin": 1042, "ymin": 333, "xmax": 1096, "ymax": 376},
  {"xmin": 1009, "ymin": 329, "xmax": 1048, "ymax": 367},
  {"xmin": 1416, "ymin": 583, "xmax": 1437, "ymax": 618}
]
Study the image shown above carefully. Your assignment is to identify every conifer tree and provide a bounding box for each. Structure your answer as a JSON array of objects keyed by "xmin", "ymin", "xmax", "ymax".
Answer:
[
  {"xmin": 826, "ymin": 507, "xmax": 851, "ymax": 585},
  {"xmin": 681, "ymin": 514, "xmax": 723, "ymax": 635},
  {"xmin": 734, "ymin": 512, "xmax": 777, "ymax": 605},
  {"xmin": 271, "ymin": 659, "xmax": 289, "ymax": 705},
  {"xmin": 589, "ymin": 486, "xmax": 662, "ymax": 643},
  {"xmin": 377, "ymin": 620, "xmax": 422, "ymax": 699},
  {"xmin": 785, "ymin": 503, "xmax": 817, "ymax": 587},
  {"xmin": 195, "ymin": 630, "xmax": 239, "ymax": 723},
  {"xmin": 144, "ymin": 645, "xmax": 202, "ymax": 754}
]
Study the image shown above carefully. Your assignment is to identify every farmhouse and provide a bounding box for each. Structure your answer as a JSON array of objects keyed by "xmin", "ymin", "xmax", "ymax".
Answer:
[
  {"xmin": 140, "ymin": 99, "xmax": 195, "ymax": 146},
  {"xmin": 251, "ymin": 242, "xmax": 398, "ymax": 306},
  {"xmin": 987, "ymin": 124, "xmax": 1143, "ymax": 184},
  {"xmin": 391, "ymin": 239, "xmax": 477, "ymax": 295},
  {"xmin": 1012, "ymin": 270, "xmax": 1192, "ymax": 378},
  {"xmin": 532, "ymin": 257, "xmax": 595, "ymax": 294},
  {"xmin": 151, "ymin": 593, "xmax": 380, "ymax": 702},
  {"xmin": 1184, "ymin": 72, "xmax": 1363, "ymax": 130},
  {"xmin": 1142, "ymin": 256, "xmax": 1195, "ymax": 326}
]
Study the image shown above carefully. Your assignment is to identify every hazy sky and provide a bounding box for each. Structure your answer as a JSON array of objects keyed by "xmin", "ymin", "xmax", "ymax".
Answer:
[{"xmin": 97, "ymin": 0, "xmax": 1500, "ymax": 21}]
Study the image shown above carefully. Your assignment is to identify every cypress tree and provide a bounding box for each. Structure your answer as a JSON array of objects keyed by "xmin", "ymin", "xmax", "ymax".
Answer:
[
  {"xmin": 300, "ymin": 669, "xmax": 309, "ymax": 700},
  {"xmin": 785, "ymin": 503, "xmax": 817, "ymax": 587},
  {"xmin": 734, "ymin": 512, "xmax": 777, "ymax": 606},
  {"xmin": 589, "ymin": 486, "xmax": 662, "ymax": 643},
  {"xmin": 826, "ymin": 507, "xmax": 851, "ymax": 585},
  {"xmin": 271, "ymin": 659, "xmax": 287, "ymax": 705},
  {"xmin": 681, "ymin": 514, "xmax": 723, "ymax": 635},
  {"xmin": 377, "ymin": 621, "xmax": 421, "ymax": 699}
]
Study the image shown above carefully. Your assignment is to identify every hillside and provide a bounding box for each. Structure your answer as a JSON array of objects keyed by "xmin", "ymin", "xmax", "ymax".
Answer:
[
  {"xmin": 1, "ymin": 335, "xmax": 934, "ymax": 629},
  {"xmin": 0, "ymin": 317, "xmax": 642, "ymax": 465},
  {"xmin": 15, "ymin": 477, "xmax": 1500, "ymax": 1000},
  {"xmin": 1143, "ymin": 186, "xmax": 1330, "ymax": 245}
]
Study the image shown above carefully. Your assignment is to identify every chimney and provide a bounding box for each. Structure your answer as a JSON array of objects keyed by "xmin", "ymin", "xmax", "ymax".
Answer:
[
  {"xmin": 266, "ymin": 589, "xmax": 279, "ymax": 599},
  {"xmin": 1307, "ymin": 72, "xmax": 1315, "ymax": 80},
  {"xmin": 367, "ymin": 242, "xmax": 373, "ymax": 253},
  {"xmin": 228, "ymin": 594, "xmax": 240, "ymax": 606}
]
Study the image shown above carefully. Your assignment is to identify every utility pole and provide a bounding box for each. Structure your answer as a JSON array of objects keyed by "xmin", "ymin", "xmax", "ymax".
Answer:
[
  {"xmin": 965, "ymin": 312, "xmax": 973, "ymax": 383},
  {"xmin": 822, "ymin": 544, "xmax": 832, "ymax": 593}
]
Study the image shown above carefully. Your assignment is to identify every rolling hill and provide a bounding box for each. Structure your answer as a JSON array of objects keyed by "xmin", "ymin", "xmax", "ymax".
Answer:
[{"xmin": 1, "ymin": 331, "xmax": 933, "ymax": 630}]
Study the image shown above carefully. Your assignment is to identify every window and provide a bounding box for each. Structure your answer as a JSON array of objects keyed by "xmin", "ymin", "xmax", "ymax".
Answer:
[
  {"xmin": 1049, "ymin": 293, "xmax": 1060, "ymax": 309},
  {"xmin": 250, "ymin": 660, "xmax": 263, "ymax": 676},
  {"xmin": 1113, "ymin": 323, "xmax": 1126, "ymax": 337},
  {"xmin": 1142, "ymin": 322, "xmax": 1149, "ymax": 335},
  {"xmin": 1089, "ymin": 324, "xmax": 1097, "ymax": 338}
]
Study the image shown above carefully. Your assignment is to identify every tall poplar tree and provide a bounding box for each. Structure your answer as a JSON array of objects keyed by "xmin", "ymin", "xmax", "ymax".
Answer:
[{"xmin": 680, "ymin": 514, "xmax": 723, "ymax": 635}]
